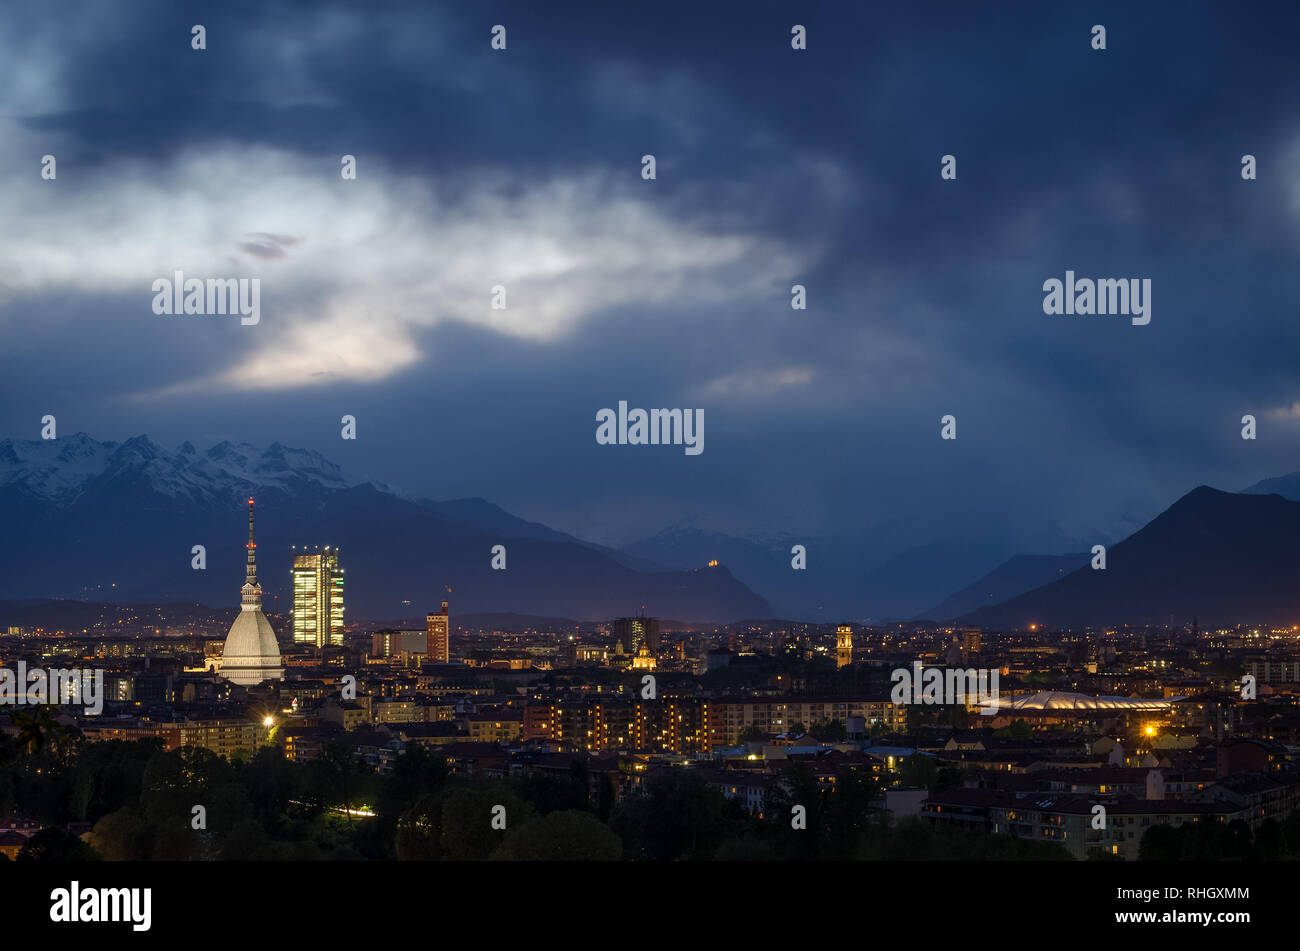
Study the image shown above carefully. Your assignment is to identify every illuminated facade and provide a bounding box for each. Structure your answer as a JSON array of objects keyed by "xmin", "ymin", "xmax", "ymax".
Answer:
[
  {"xmin": 836, "ymin": 625, "xmax": 853, "ymax": 668},
  {"xmin": 426, "ymin": 600, "xmax": 450, "ymax": 663},
  {"xmin": 218, "ymin": 499, "xmax": 284, "ymax": 687},
  {"xmin": 631, "ymin": 645, "xmax": 657, "ymax": 670},
  {"xmin": 522, "ymin": 697, "xmax": 704, "ymax": 753},
  {"xmin": 521, "ymin": 696, "xmax": 905, "ymax": 752},
  {"xmin": 291, "ymin": 548, "xmax": 345, "ymax": 648},
  {"xmin": 702, "ymin": 697, "xmax": 905, "ymax": 747}
]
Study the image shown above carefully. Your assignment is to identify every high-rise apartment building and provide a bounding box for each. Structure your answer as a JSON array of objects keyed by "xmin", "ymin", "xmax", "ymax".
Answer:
[
  {"xmin": 372, "ymin": 629, "xmax": 401, "ymax": 659},
  {"xmin": 426, "ymin": 600, "xmax": 450, "ymax": 663},
  {"xmin": 614, "ymin": 616, "xmax": 660, "ymax": 654},
  {"xmin": 291, "ymin": 548, "xmax": 345, "ymax": 648},
  {"xmin": 373, "ymin": 629, "xmax": 425, "ymax": 659}
]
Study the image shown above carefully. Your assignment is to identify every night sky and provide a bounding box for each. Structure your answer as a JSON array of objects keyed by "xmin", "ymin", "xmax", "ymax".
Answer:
[{"xmin": 2, "ymin": 0, "xmax": 1298, "ymax": 557}]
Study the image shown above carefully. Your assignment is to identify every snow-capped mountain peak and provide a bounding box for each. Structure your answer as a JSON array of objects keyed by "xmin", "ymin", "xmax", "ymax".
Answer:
[{"xmin": 0, "ymin": 433, "xmax": 361, "ymax": 503}]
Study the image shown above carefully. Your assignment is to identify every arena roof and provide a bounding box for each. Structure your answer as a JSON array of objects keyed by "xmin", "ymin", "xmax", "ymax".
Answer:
[{"xmin": 982, "ymin": 691, "xmax": 1179, "ymax": 713}]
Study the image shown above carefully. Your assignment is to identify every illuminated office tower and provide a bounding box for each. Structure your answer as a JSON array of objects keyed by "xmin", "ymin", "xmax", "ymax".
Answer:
[
  {"xmin": 291, "ymin": 548, "xmax": 345, "ymax": 648},
  {"xmin": 426, "ymin": 600, "xmax": 450, "ymax": 663},
  {"xmin": 836, "ymin": 625, "xmax": 853, "ymax": 668}
]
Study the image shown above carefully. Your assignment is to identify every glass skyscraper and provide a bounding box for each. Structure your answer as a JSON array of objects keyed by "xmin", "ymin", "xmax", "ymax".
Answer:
[{"xmin": 291, "ymin": 548, "xmax": 345, "ymax": 647}]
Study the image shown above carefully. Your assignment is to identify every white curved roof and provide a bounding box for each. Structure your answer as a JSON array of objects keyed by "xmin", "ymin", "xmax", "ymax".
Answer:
[
  {"xmin": 219, "ymin": 500, "xmax": 283, "ymax": 687},
  {"xmin": 221, "ymin": 605, "xmax": 283, "ymax": 686},
  {"xmin": 988, "ymin": 691, "xmax": 1177, "ymax": 712}
]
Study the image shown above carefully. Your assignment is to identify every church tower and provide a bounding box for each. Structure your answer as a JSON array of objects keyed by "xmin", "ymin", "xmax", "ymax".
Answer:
[{"xmin": 836, "ymin": 625, "xmax": 853, "ymax": 668}]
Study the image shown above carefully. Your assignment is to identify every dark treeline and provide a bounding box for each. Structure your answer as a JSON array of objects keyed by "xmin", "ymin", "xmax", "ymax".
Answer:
[
  {"xmin": 0, "ymin": 708, "xmax": 1069, "ymax": 861},
  {"xmin": 1137, "ymin": 815, "xmax": 1300, "ymax": 861},
  {"xmin": 5, "ymin": 706, "xmax": 1291, "ymax": 861}
]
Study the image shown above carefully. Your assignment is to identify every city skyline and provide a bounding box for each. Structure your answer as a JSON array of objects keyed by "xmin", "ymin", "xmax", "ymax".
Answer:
[{"xmin": 0, "ymin": 1, "xmax": 1293, "ymax": 920}]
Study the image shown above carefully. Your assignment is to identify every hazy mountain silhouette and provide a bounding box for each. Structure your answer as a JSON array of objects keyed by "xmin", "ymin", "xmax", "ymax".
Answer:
[
  {"xmin": 958, "ymin": 486, "xmax": 1300, "ymax": 628},
  {"xmin": 0, "ymin": 434, "xmax": 771, "ymax": 622},
  {"xmin": 622, "ymin": 523, "xmax": 1022, "ymax": 620},
  {"xmin": 1243, "ymin": 470, "xmax": 1300, "ymax": 501},
  {"xmin": 8, "ymin": 435, "xmax": 1292, "ymax": 627},
  {"xmin": 918, "ymin": 552, "xmax": 1091, "ymax": 621}
]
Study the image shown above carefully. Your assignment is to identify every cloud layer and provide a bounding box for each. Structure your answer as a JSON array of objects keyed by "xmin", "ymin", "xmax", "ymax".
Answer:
[{"xmin": 3, "ymin": 0, "xmax": 1300, "ymax": 557}]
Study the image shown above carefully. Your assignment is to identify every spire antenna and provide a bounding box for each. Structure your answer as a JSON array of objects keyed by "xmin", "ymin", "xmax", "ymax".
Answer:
[{"xmin": 245, "ymin": 497, "xmax": 259, "ymax": 590}]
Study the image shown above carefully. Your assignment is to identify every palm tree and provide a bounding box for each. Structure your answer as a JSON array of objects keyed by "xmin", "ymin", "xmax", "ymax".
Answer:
[
  {"xmin": 11, "ymin": 709, "xmax": 47, "ymax": 758},
  {"xmin": 46, "ymin": 713, "xmax": 83, "ymax": 766},
  {"xmin": 11, "ymin": 707, "xmax": 81, "ymax": 764}
]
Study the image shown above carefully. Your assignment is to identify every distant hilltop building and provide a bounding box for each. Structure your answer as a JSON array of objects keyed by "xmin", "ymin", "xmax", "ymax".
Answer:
[
  {"xmin": 291, "ymin": 547, "xmax": 344, "ymax": 648},
  {"xmin": 426, "ymin": 600, "xmax": 450, "ymax": 663},
  {"xmin": 219, "ymin": 498, "xmax": 284, "ymax": 686}
]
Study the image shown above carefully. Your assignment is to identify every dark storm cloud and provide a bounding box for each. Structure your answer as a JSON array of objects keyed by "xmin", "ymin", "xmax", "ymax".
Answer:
[{"xmin": 2, "ymin": 0, "xmax": 1299, "ymax": 560}]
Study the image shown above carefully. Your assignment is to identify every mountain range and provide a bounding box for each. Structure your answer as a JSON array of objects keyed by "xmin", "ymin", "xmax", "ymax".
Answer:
[
  {"xmin": 0, "ymin": 434, "xmax": 770, "ymax": 622},
  {"xmin": 916, "ymin": 552, "xmax": 1092, "ymax": 621},
  {"xmin": 4, "ymin": 433, "xmax": 1300, "ymax": 628},
  {"xmin": 622, "ymin": 523, "xmax": 1077, "ymax": 621},
  {"xmin": 957, "ymin": 485, "xmax": 1300, "ymax": 628}
]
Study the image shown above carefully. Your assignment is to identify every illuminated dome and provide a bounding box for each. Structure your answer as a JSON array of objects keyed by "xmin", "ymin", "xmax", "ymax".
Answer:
[
  {"xmin": 987, "ymin": 691, "xmax": 1175, "ymax": 712},
  {"xmin": 219, "ymin": 499, "xmax": 284, "ymax": 687},
  {"xmin": 221, "ymin": 608, "xmax": 283, "ymax": 686}
]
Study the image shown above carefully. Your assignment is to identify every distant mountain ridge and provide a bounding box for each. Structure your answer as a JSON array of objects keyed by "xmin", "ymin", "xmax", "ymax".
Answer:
[
  {"xmin": 918, "ymin": 552, "xmax": 1092, "ymax": 621},
  {"xmin": 0, "ymin": 434, "xmax": 771, "ymax": 623},
  {"xmin": 6, "ymin": 435, "xmax": 1296, "ymax": 627},
  {"xmin": 0, "ymin": 433, "xmax": 358, "ymax": 503},
  {"xmin": 957, "ymin": 486, "xmax": 1300, "ymax": 628},
  {"xmin": 621, "ymin": 522, "xmax": 1034, "ymax": 621},
  {"xmin": 1243, "ymin": 470, "xmax": 1300, "ymax": 501}
]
